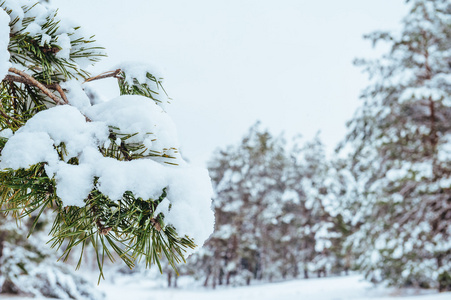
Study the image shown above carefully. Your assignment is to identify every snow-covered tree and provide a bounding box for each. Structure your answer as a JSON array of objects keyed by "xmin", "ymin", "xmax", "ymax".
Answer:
[
  {"xmin": 197, "ymin": 124, "xmax": 348, "ymax": 286},
  {"xmin": 343, "ymin": 0, "xmax": 451, "ymax": 290},
  {"xmin": 202, "ymin": 123, "xmax": 290, "ymax": 286},
  {"xmin": 285, "ymin": 135, "xmax": 350, "ymax": 278},
  {"xmin": 0, "ymin": 213, "xmax": 104, "ymax": 298},
  {"xmin": 0, "ymin": 0, "xmax": 214, "ymax": 279}
]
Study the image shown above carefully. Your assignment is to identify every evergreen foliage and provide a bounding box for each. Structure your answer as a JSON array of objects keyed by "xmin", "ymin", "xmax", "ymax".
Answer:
[
  {"xmin": 286, "ymin": 136, "xmax": 351, "ymax": 278},
  {"xmin": 342, "ymin": 0, "xmax": 451, "ymax": 290},
  {"xmin": 192, "ymin": 124, "xmax": 348, "ymax": 287},
  {"xmin": 0, "ymin": 0, "xmax": 213, "ymax": 282}
]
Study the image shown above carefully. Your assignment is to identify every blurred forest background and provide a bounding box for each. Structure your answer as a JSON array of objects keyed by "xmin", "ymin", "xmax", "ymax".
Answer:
[{"xmin": 0, "ymin": 0, "xmax": 450, "ymax": 299}]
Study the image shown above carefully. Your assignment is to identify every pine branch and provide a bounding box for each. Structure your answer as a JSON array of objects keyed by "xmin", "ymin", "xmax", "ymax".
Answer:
[
  {"xmin": 7, "ymin": 68, "xmax": 65, "ymax": 105},
  {"xmin": 0, "ymin": 3, "xmax": 195, "ymax": 276},
  {"xmin": 84, "ymin": 69, "xmax": 122, "ymax": 83},
  {"xmin": 54, "ymin": 83, "xmax": 69, "ymax": 104},
  {"xmin": 4, "ymin": 75, "xmax": 70, "ymax": 104}
]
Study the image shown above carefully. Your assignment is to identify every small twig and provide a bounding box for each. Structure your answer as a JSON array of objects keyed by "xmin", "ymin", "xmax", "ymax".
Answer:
[
  {"xmin": 95, "ymin": 217, "xmax": 112, "ymax": 235},
  {"xmin": 54, "ymin": 83, "xmax": 69, "ymax": 104},
  {"xmin": 99, "ymin": 225, "xmax": 112, "ymax": 236},
  {"xmin": 119, "ymin": 141, "xmax": 133, "ymax": 161},
  {"xmin": 0, "ymin": 101, "xmax": 19, "ymax": 124},
  {"xmin": 4, "ymin": 74, "xmax": 34, "ymax": 86},
  {"xmin": 150, "ymin": 218, "xmax": 162, "ymax": 232},
  {"xmin": 0, "ymin": 109, "xmax": 11, "ymax": 125},
  {"xmin": 95, "ymin": 216, "xmax": 112, "ymax": 235},
  {"xmin": 4, "ymin": 74, "xmax": 56, "ymax": 91},
  {"xmin": 84, "ymin": 69, "xmax": 122, "ymax": 83},
  {"xmin": 7, "ymin": 68, "xmax": 65, "ymax": 105},
  {"xmin": 88, "ymin": 195, "xmax": 112, "ymax": 235},
  {"xmin": 0, "ymin": 108, "xmax": 19, "ymax": 125},
  {"xmin": 5, "ymin": 69, "xmax": 123, "ymax": 105}
]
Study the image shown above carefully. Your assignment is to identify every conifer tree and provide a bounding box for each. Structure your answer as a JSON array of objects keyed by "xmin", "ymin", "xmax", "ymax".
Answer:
[
  {"xmin": 0, "ymin": 0, "xmax": 214, "ymax": 279},
  {"xmin": 199, "ymin": 124, "xmax": 348, "ymax": 286},
  {"xmin": 284, "ymin": 135, "xmax": 350, "ymax": 278},
  {"xmin": 343, "ymin": 0, "xmax": 451, "ymax": 290},
  {"xmin": 204, "ymin": 123, "xmax": 290, "ymax": 286}
]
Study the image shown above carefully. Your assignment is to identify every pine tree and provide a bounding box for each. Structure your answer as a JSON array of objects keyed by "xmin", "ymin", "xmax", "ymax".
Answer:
[
  {"xmin": 198, "ymin": 124, "xmax": 348, "ymax": 286},
  {"xmin": 202, "ymin": 123, "xmax": 290, "ymax": 286},
  {"xmin": 0, "ymin": 0, "xmax": 214, "ymax": 280},
  {"xmin": 285, "ymin": 135, "xmax": 349, "ymax": 278},
  {"xmin": 343, "ymin": 0, "xmax": 451, "ymax": 290}
]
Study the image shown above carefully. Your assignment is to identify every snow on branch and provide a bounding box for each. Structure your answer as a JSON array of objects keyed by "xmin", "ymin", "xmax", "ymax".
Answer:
[{"xmin": 0, "ymin": 0, "xmax": 214, "ymax": 276}]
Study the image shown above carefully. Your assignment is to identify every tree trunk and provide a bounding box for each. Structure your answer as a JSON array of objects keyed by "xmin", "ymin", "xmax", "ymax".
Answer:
[
  {"xmin": 167, "ymin": 272, "xmax": 172, "ymax": 288},
  {"xmin": 203, "ymin": 269, "xmax": 211, "ymax": 287},
  {"xmin": 0, "ymin": 231, "xmax": 4, "ymax": 277},
  {"xmin": 218, "ymin": 268, "xmax": 224, "ymax": 285}
]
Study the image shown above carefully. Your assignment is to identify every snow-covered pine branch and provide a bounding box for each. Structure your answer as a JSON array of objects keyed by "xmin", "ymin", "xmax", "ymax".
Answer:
[{"xmin": 0, "ymin": 0, "xmax": 214, "ymax": 276}]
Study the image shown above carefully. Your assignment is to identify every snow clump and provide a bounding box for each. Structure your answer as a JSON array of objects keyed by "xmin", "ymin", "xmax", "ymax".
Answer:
[{"xmin": 0, "ymin": 94, "xmax": 214, "ymax": 251}]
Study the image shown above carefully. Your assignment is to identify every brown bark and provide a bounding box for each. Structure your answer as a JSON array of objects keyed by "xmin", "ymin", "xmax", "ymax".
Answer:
[
  {"xmin": 84, "ymin": 69, "xmax": 122, "ymax": 83},
  {"xmin": 7, "ymin": 68, "xmax": 65, "ymax": 105}
]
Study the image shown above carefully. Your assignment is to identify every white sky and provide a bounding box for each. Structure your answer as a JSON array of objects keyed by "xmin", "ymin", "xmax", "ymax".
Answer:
[{"xmin": 53, "ymin": 0, "xmax": 408, "ymax": 166}]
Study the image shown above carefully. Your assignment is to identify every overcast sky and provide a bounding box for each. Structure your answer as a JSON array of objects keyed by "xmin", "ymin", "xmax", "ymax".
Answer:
[{"xmin": 53, "ymin": 0, "xmax": 408, "ymax": 166}]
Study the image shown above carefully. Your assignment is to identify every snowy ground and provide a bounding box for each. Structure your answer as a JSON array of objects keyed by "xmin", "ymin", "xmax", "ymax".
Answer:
[{"xmin": 2, "ymin": 275, "xmax": 450, "ymax": 300}]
